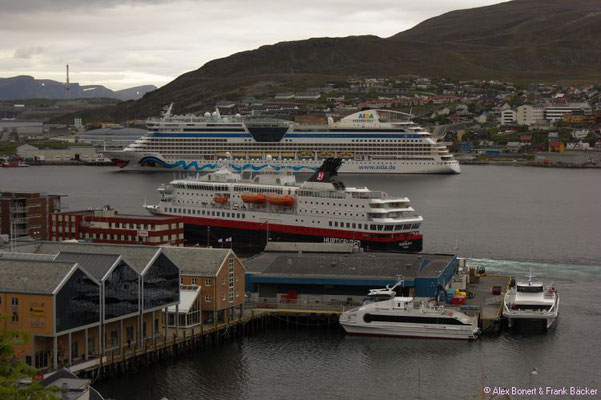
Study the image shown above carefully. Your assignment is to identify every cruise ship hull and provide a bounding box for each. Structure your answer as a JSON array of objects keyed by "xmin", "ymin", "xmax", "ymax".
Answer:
[
  {"xmin": 155, "ymin": 214, "xmax": 423, "ymax": 255},
  {"xmin": 106, "ymin": 151, "xmax": 461, "ymax": 174}
]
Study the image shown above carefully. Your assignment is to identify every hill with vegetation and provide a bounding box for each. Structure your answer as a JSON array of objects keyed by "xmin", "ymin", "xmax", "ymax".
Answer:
[{"xmin": 58, "ymin": 0, "xmax": 601, "ymax": 122}]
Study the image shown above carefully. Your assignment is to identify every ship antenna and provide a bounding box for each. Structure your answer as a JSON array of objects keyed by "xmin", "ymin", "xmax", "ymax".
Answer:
[{"xmin": 527, "ymin": 268, "xmax": 535, "ymax": 281}]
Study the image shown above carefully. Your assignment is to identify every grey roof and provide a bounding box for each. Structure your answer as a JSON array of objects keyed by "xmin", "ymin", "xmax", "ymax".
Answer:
[
  {"xmin": 160, "ymin": 247, "xmax": 232, "ymax": 276},
  {"xmin": 34, "ymin": 242, "xmax": 160, "ymax": 274},
  {"xmin": 42, "ymin": 368, "xmax": 104, "ymax": 400},
  {"xmin": 42, "ymin": 368, "xmax": 79, "ymax": 387},
  {"xmin": 0, "ymin": 252, "xmax": 57, "ymax": 261},
  {"xmin": 55, "ymin": 252, "xmax": 121, "ymax": 280},
  {"xmin": 245, "ymin": 252, "xmax": 454, "ymax": 279},
  {"xmin": 0, "ymin": 259, "xmax": 77, "ymax": 294}
]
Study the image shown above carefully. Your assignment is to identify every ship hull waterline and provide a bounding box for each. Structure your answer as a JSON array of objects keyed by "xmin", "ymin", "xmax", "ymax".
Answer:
[
  {"xmin": 107, "ymin": 152, "xmax": 461, "ymax": 174},
  {"xmin": 154, "ymin": 214, "xmax": 423, "ymax": 255},
  {"xmin": 340, "ymin": 322, "xmax": 479, "ymax": 340}
]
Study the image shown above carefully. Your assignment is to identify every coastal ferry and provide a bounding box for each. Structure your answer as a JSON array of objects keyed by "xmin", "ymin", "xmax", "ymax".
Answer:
[
  {"xmin": 105, "ymin": 105, "xmax": 460, "ymax": 174},
  {"xmin": 145, "ymin": 158, "xmax": 424, "ymax": 254},
  {"xmin": 339, "ymin": 282, "xmax": 480, "ymax": 340}
]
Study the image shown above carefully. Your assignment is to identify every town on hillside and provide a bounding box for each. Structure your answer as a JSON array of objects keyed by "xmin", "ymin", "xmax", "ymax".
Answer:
[{"xmin": 2, "ymin": 77, "xmax": 601, "ymax": 167}]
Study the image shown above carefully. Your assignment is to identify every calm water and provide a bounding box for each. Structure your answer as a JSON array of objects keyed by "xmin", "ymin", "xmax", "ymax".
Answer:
[{"xmin": 1, "ymin": 165, "xmax": 600, "ymax": 399}]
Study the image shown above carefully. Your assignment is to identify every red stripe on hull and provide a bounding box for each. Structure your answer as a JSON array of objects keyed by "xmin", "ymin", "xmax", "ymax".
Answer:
[{"xmin": 156, "ymin": 214, "xmax": 422, "ymax": 243}]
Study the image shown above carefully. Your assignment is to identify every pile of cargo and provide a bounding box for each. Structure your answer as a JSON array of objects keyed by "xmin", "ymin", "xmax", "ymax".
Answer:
[{"xmin": 447, "ymin": 288, "xmax": 467, "ymax": 305}]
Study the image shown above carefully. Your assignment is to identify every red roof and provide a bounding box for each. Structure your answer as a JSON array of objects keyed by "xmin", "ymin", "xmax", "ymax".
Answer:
[{"xmin": 549, "ymin": 141, "xmax": 564, "ymax": 146}]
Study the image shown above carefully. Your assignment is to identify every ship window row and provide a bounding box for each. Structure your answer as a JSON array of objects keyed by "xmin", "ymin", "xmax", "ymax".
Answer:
[
  {"xmin": 296, "ymin": 190, "xmax": 346, "ymax": 199},
  {"xmin": 363, "ymin": 314, "xmax": 469, "ymax": 325},
  {"xmin": 174, "ymin": 183, "xmax": 229, "ymax": 191},
  {"xmin": 167, "ymin": 207, "xmax": 246, "ymax": 219},
  {"xmin": 233, "ymin": 185, "xmax": 283, "ymax": 194},
  {"xmin": 328, "ymin": 221, "xmax": 419, "ymax": 231},
  {"xmin": 305, "ymin": 200, "xmax": 366, "ymax": 208}
]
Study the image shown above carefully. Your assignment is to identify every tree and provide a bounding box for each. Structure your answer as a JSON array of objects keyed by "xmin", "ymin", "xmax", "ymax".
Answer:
[{"xmin": 0, "ymin": 318, "xmax": 57, "ymax": 399}]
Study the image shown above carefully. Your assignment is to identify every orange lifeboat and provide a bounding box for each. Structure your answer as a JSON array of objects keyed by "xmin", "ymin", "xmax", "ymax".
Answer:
[
  {"xmin": 266, "ymin": 195, "xmax": 295, "ymax": 206},
  {"xmin": 213, "ymin": 196, "xmax": 228, "ymax": 204},
  {"xmin": 241, "ymin": 193, "xmax": 266, "ymax": 204}
]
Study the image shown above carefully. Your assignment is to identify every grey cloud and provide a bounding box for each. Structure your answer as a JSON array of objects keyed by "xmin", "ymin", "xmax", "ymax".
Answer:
[
  {"xmin": 13, "ymin": 46, "xmax": 44, "ymax": 59},
  {"xmin": 0, "ymin": 0, "xmax": 169, "ymax": 14}
]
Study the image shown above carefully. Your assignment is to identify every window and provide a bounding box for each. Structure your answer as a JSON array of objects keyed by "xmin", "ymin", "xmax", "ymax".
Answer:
[
  {"xmin": 205, "ymin": 278, "xmax": 211, "ymax": 286},
  {"xmin": 191, "ymin": 278, "xmax": 197, "ymax": 285},
  {"xmin": 11, "ymin": 297, "xmax": 18, "ymax": 306},
  {"xmin": 12, "ymin": 312, "xmax": 18, "ymax": 322},
  {"xmin": 205, "ymin": 294, "xmax": 211, "ymax": 302}
]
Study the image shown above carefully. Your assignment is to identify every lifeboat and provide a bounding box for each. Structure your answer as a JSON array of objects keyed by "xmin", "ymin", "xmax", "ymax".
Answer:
[
  {"xmin": 266, "ymin": 195, "xmax": 295, "ymax": 206},
  {"xmin": 299, "ymin": 151, "xmax": 314, "ymax": 158},
  {"xmin": 241, "ymin": 193, "xmax": 266, "ymax": 204},
  {"xmin": 338, "ymin": 152, "xmax": 354, "ymax": 159},
  {"xmin": 319, "ymin": 151, "xmax": 334, "ymax": 158},
  {"xmin": 213, "ymin": 196, "xmax": 228, "ymax": 204}
]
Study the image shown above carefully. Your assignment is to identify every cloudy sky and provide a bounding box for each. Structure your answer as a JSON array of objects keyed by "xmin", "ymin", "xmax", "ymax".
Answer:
[{"xmin": 1, "ymin": 0, "xmax": 505, "ymax": 90}]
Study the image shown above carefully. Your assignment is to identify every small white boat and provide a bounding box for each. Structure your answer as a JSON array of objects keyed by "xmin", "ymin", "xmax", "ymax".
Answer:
[
  {"xmin": 503, "ymin": 269, "xmax": 559, "ymax": 329},
  {"xmin": 339, "ymin": 282, "xmax": 480, "ymax": 340}
]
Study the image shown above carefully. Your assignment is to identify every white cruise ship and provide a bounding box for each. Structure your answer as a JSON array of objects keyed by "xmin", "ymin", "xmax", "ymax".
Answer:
[
  {"xmin": 145, "ymin": 158, "xmax": 424, "ymax": 254},
  {"xmin": 104, "ymin": 106, "xmax": 460, "ymax": 174}
]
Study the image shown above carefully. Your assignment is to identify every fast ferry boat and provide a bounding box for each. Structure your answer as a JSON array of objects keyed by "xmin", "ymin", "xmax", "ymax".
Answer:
[
  {"xmin": 503, "ymin": 270, "xmax": 559, "ymax": 329},
  {"xmin": 145, "ymin": 158, "xmax": 423, "ymax": 254},
  {"xmin": 339, "ymin": 283, "xmax": 480, "ymax": 340},
  {"xmin": 105, "ymin": 105, "xmax": 460, "ymax": 174}
]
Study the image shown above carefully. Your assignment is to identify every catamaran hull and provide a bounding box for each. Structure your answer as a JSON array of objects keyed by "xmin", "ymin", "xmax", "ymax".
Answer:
[{"xmin": 340, "ymin": 322, "xmax": 479, "ymax": 340}]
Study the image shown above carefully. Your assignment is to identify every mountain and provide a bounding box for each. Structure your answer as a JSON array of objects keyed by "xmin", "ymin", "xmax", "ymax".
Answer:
[
  {"xmin": 114, "ymin": 85, "xmax": 158, "ymax": 101},
  {"xmin": 0, "ymin": 76, "xmax": 157, "ymax": 100},
  {"xmin": 59, "ymin": 0, "xmax": 601, "ymax": 121}
]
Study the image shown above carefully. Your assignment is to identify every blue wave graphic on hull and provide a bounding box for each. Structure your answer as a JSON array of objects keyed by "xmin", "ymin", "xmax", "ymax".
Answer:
[{"xmin": 139, "ymin": 156, "xmax": 318, "ymax": 172}]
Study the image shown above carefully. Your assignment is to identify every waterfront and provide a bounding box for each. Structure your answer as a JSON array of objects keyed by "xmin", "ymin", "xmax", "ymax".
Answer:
[
  {"xmin": 1, "ymin": 164, "xmax": 600, "ymax": 399},
  {"xmin": 1, "ymin": 164, "xmax": 600, "ymax": 265},
  {"xmin": 92, "ymin": 258, "xmax": 601, "ymax": 400}
]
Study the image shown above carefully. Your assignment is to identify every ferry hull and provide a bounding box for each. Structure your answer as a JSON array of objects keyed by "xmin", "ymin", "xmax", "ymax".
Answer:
[
  {"xmin": 178, "ymin": 217, "xmax": 423, "ymax": 255},
  {"xmin": 340, "ymin": 322, "xmax": 479, "ymax": 340},
  {"xmin": 104, "ymin": 151, "xmax": 461, "ymax": 174}
]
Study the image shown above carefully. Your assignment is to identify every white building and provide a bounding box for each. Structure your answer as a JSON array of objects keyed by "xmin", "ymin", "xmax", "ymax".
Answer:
[
  {"xmin": 16, "ymin": 144, "xmax": 106, "ymax": 162},
  {"xmin": 517, "ymin": 105, "xmax": 545, "ymax": 126},
  {"xmin": 544, "ymin": 103, "xmax": 592, "ymax": 122},
  {"xmin": 500, "ymin": 109, "xmax": 517, "ymax": 125}
]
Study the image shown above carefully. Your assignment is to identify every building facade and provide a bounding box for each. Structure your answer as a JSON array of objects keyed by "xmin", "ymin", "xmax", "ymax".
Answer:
[
  {"xmin": 0, "ymin": 191, "xmax": 62, "ymax": 240},
  {"xmin": 162, "ymin": 247, "xmax": 246, "ymax": 324},
  {"xmin": 517, "ymin": 105, "xmax": 545, "ymax": 126},
  {"xmin": 50, "ymin": 207, "xmax": 184, "ymax": 246}
]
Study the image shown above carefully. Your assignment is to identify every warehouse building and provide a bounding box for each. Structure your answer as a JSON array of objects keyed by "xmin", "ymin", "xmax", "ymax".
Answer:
[{"xmin": 245, "ymin": 243, "xmax": 457, "ymax": 305}]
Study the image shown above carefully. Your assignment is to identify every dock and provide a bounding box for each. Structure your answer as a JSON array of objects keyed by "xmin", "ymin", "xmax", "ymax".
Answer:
[
  {"xmin": 464, "ymin": 274, "xmax": 511, "ymax": 332},
  {"xmin": 73, "ymin": 311, "xmax": 269, "ymax": 380}
]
